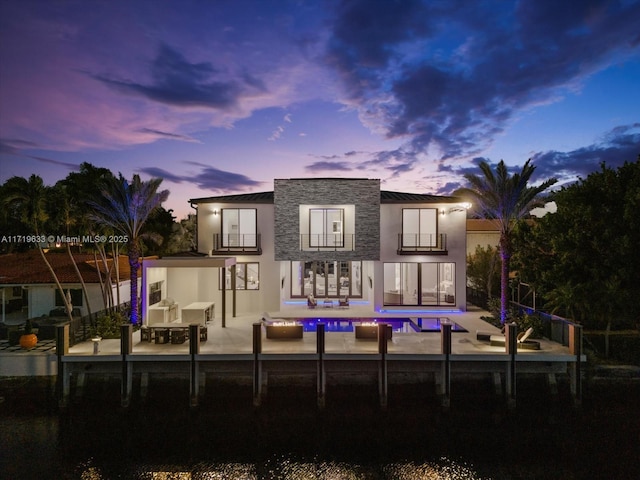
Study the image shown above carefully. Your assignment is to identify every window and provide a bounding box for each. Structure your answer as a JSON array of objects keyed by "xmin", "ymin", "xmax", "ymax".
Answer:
[
  {"xmin": 55, "ymin": 288, "xmax": 83, "ymax": 307},
  {"xmin": 219, "ymin": 262, "xmax": 260, "ymax": 290},
  {"xmin": 309, "ymin": 208, "xmax": 344, "ymax": 247},
  {"xmin": 383, "ymin": 262, "xmax": 455, "ymax": 306},
  {"xmin": 222, "ymin": 208, "xmax": 257, "ymax": 247},
  {"xmin": 402, "ymin": 208, "xmax": 437, "ymax": 247},
  {"xmin": 148, "ymin": 281, "xmax": 162, "ymax": 305},
  {"xmin": 290, "ymin": 260, "xmax": 361, "ymax": 298}
]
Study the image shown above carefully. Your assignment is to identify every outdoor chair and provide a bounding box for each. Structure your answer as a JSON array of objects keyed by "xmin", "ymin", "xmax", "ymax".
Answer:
[
  {"xmin": 480, "ymin": 327, "xmax": 541, "ymax": 350},
  {"xmin": 307, "ymin": 294, "xmax": 317, "ymax": 308}
]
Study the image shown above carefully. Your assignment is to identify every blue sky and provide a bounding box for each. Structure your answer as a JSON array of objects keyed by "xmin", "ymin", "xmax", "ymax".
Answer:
[{"xmin": 1, "ymin": 0, "xmax": 639, "ymax": 219}]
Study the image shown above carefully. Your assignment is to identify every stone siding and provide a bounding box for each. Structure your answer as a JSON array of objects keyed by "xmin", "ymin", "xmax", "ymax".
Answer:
[{"xmin": 274, "ymin": 179, "xmax": 380, "ymax": 261}]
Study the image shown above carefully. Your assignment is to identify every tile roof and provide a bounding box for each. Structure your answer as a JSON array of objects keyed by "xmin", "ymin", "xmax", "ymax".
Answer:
[
  {"xmin": 0, "ymin": 250, "xmax": 137, "ymax": 285},
  {"xmin": 190, "ymin": 191, "xmax": 275, "ymax": 204},
  {"xmin": 380, "ymin": 190, "xmax": 460, "ymax": 203},
  {"xmin": 189, "ymin": 189, "xmax": 460, "ymax": 204}
]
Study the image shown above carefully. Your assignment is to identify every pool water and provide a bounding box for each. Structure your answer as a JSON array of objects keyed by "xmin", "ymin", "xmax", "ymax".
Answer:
[{"xmin": 296, "ymin": 317, "xmax": 467, "ymax": 333}]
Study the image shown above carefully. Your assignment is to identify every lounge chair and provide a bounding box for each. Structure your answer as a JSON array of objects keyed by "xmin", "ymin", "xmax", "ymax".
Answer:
[
  {"xmin": 307, "ymin": 294, "xmax": 317, "ymax": 308},
  {"xmin": 484, "ymin": 327, "xmax": 540, "ymax": 350}
]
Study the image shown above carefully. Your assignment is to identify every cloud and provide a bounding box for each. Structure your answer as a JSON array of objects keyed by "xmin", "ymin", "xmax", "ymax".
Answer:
[
  {"xmin": 137, "ymin": 128, "xmax": 201, "ymax": 143},
  {"xmin": 268, "ymin": 113, "xmax": 293, "ymax": 141},
  {"xmin": 530, "ymin": 123, "xmax": 640, "ymax": 181},
  {"xmin": 139, "ymin": 162, "xmax": 264, "ymax": 192},
  {"xmin": 92, "ymin": 44, "xmax": 255, "ymax": 109},
  {"xmin": 305, "ymin": 161, "xmax": 353, "ymax": 172},
  {"xmin": 0, "ymin": 139, "xmax": 78, "ymax": 170},
  {"xmin": 137, "ymin": 167, "xmax": 186, "ymax": 184},
  {"xmin": 325, "ymin": 0, "xmax": 640, "ymax": 161}
]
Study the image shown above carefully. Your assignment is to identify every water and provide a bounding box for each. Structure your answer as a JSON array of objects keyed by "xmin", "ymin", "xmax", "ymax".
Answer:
[{"xmin": 1, "ymin": 376, "xmax": 639, "ymax": 479}]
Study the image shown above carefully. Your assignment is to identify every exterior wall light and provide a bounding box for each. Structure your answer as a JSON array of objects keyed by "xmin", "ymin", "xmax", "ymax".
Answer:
[{"xmin": 213, "ymin": 209, "xmax": 219, "ymax": 216}]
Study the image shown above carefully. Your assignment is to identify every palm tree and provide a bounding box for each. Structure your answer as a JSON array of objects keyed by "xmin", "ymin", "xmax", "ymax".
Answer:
[
  {"xmin": 88, "ymin": 174, "xmax": 169, "ymax": 325},
  {"xmin": 456, "ymin": 160, "xmax": 557, "ymax": 324}
]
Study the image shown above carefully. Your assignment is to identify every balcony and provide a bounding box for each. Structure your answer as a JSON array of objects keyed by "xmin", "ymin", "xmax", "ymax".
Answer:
[
  {"xmin": 300, "ymin": 234, "xmax": 355, "ymax": 251},
  {"xmin": 212, "ymin": 234, "xmax": 262, "ymax": 255},
  {"xmin": 397, "ymin": 233, "xmax": 447, "ymax": 255}
]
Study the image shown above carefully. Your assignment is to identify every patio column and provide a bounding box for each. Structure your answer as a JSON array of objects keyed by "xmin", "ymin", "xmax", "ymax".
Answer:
[
  {"xmin": 221, "ymin": 267, "xmax": 226, "ymax": 327},
  {"xmin": 232, "ymin": 264, "xmax": 236, "ymax": 318}
]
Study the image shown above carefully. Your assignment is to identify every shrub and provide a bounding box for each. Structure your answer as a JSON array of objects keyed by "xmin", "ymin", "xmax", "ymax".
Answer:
[{"xmin": 91, "ymin": 312, "xmax": 127, "ymax": 339}]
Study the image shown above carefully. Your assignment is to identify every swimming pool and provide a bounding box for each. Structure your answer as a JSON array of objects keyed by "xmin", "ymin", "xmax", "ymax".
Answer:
[{"xmin": 294, "ymin": 317, "xmax": 467, "ymax": 333}]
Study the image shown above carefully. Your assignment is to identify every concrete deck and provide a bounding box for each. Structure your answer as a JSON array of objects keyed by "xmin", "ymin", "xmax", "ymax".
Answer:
[{"xmin": 67, "ymin": 304, "xmax": 572, "ymax": 358}]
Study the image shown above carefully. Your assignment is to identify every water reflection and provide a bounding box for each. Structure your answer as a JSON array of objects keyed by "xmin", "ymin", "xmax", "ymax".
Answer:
[{"xmin": 75, "ymin": 457, "xmax": 485, "ymax": 479}]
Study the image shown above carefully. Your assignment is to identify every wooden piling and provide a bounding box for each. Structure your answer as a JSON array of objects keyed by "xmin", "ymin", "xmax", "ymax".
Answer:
[
  {"xmin": 56, "ymin": 324, "xmax": 69, "ymax": 408},
  {"xmin": 569, "ymin": 323, "xmax": 583, "ymax": 406},
  {"xmin": 317, "ymin": 323, "xmax": 326, "ymax": 409},
  {"xmin": 120, "ymin": 324, "xmax": 133, "ymax": 408},
  {"xmin": 189, "ymin": 323, "xmax": 200, "ymax": 407},
  {"xmin": 252, "ymin": 323, "xmax": 262, "ymax": 407},
  {"xmin": 440, "ymin": 322, "xmax": 452, "ymax": 409},
  {"xmin": 505, "ymin": 322, "xmax": 517, "ymax": 409},
  {"xmin": 378, "ymin": 323, "xmax": 388, "ymax": 409}
]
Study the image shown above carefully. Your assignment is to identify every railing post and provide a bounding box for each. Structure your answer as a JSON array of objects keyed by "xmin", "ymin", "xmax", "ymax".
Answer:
[
  {"xmin": 505, "ymin": 322, "xmax": 518, "ymax": 409},
  {"xmin": 378, "ymin": 323, "xmax": 388, "ymax": 409},
  {"xmin": 569, "ymin": 324, "xmax": 583, "ymax": 406},
  {"xmin": 253, "ymin": 323, "xmax": 262, "ymax": 407},
  {"xmin": 440, "ymin": 321, "xmax": 452, "ymax": 409},
  {"xmin": 120, "ymin": 323, "xmax": 133, "ymax": 408},
  {"xmin": 189, "ymin": 324, "xmax": 201, "ymax": 407},
  {"xmin": 317, "ymin": 323, "xmax": 326, "ymax": 409},
  {"xmin": 56, "ymin": 324, "xmax": 70, "ymax": 408}
]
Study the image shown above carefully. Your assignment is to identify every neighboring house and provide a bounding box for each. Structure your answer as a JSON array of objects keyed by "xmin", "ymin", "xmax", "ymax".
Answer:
[
  {"xmin": 0, "ymin": 250, "xmax": 133, "ymax": 323},
  {"xmin": 466, "ymin": 219, "xmax": 501, "ymax": 256},
  {"xmin": 141, "ymin": 178, "xmax": 469, "ymax": 323}
]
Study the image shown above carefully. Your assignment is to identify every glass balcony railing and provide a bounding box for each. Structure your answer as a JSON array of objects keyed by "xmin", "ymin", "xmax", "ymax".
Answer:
[
  {"xmin": 300, "ymin": 234, "xmax": 355, "ymax": 251},
  {"xmin": 397, "ymin": 233, "xmax": 447, "ymax": 254},
  {"xmin": 212, "ymin": 234, "xmax": 262, "ymax": 254}
]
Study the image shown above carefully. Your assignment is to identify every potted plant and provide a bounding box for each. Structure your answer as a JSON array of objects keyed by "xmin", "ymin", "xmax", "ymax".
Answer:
[{"xmin": 19, "ymin": 319, "xmax": 38, "ymax": 350}]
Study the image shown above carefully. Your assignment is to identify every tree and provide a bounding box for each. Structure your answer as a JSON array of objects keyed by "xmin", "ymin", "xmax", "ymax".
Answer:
[
  {"xmin": 467, "ymin": 244, "xmax": 501, "ymax": 301},
  {"xmin": 1, "ymin": 175, "xmax": 75, "ymax": 323},
  {"xmin": 513, "ymin": 160, "xmax": 640, "ymax": 356},
  {"xmin": 88, "ymin": 174, "xmax": 169, "ymax": 325},
  {"xmin": 456, "ymin": 160, "xmax": 557, "ymax": 324}
]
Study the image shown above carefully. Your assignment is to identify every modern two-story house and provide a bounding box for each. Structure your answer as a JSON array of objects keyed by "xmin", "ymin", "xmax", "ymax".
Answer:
[{"xmin": 141, "ymin": 178, "xmax": 469, "ymax": 324}]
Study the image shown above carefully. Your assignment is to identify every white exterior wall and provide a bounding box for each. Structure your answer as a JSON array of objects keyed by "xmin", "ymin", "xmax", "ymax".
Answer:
[
  {"xmin": 379, "ymin": 202, "xmax": 467, "ymax": 311},
  {"xmin": 191, "ymin": 190, "xmax": 468, "ymax": 316},
  {"xmin": 23, "ymin": 282, "xmax": 131, "ymax": 318}
]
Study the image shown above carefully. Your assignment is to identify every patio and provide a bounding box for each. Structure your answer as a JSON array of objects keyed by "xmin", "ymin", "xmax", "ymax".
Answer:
[{"xmin": 66, "ymin": 304, "xmax": 573, "ymax": 358}]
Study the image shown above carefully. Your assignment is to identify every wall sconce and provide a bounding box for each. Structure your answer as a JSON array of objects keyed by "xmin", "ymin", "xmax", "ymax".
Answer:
[{"xmin": 213, "ymin": 209, "xmax": 219, "ymax": 216}]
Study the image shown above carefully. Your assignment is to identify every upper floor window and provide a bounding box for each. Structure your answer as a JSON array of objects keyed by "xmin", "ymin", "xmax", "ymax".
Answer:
[
  {"xmin": 402, "ymin": 208, "xmax": 437, "ymax": 247},
  {"xmin": 309, "ymin": 208, "xmax": 344, "ymax": 247},
  {"xmin": 222, "ymin": 208, "xmax": 257, "ymax": 247}
]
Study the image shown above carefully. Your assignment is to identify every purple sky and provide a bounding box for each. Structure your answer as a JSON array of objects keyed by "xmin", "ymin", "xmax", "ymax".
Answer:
[{"xmin": 1, "ymin": 0, "xmax": 639, "ymax": 219}]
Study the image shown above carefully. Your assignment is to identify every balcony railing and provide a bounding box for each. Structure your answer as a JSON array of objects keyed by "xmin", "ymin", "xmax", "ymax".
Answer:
[
  {"xmin": 397, "ymin": 233, "xmax": 447, "ymax": 254},
  {"xmin": 212, "ymin": 234, "xmax": 262, "ymax": 254},
  {"xmin": 300, "ymin": 234, "xmax": 355, "ymax": 251}
]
